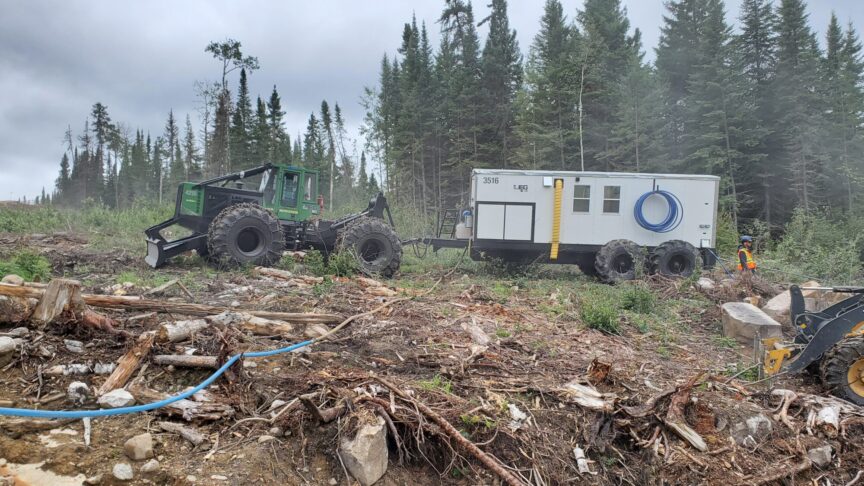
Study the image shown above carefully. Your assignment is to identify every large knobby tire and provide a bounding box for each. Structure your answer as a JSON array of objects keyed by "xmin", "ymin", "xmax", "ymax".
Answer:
[
  {"xmin": 208, "ymin": 203, "xmax": 284, "ymax": 267},
  {"xmin": 649, "ymin": 240, "xmax": 700, "ymax": 277},
  {"xmin": 820, "ymin": 336, "xmax": 864, "ymax": 405},
  {"xmin": 594, "ymin": 239, "xmax": 646, "ymax": 283},
  {"xmin": 338, "ymin": 217, "xmax": 402, "ymax": 278}
]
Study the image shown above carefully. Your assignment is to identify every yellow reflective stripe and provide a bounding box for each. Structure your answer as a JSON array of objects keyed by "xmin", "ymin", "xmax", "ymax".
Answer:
[{"xmin": 550, "ymin": 179, "xmax": 563, "ymax": 260}]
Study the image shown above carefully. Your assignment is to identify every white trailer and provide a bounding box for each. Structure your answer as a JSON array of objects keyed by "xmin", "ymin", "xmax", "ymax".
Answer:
[{"xmin": 436, "ymin": 169, "xmax": 719, "ymax": 281}]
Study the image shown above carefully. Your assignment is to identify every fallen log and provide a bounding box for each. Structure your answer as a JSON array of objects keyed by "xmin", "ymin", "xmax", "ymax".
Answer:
[
  {"xmin": 0, "ymin": 283, "xmax": 339, "ymax": 323},
  {"xmin": 208, "ymin": 311, "xmax": 295, "ymax": 337},
  {"xmin": 158, "ymin": 421, "xmax": 208, "ymax": 446},
  {"xmin": 97, "ymin": 333, "xmax": 155, "ymax": 395},
  {"xmin": 153, "ymin": 355, "xmax": 220, "ymax": 368},
  {"xmin": 0, "ymin": 418, "xmax": 76, "ymax": 438},
  {"xmin": 128, "ymin": 382, "xmax": 234, "ymax": 421},
  {"xmin": 252, "ymin": 267, "xmax": 324, "ymax": 285},
  {"xmin": 157, "ymin": 319, "xmax": 210, "ymax": 343}
]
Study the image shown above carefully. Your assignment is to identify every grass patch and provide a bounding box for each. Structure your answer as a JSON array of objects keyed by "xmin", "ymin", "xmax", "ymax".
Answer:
[
  {"xmin": 418, "ymin": 374, "xmax": 453, "ymax": 394},
  {"xmin": 620, "ymin": 285, "xmax": 656, "ymax": 314},
  {"xmin": 0, "ymin": 251, "xmax": 51, "ymax": 281},
  {"xmin": 581, "ymin": 298, "xmax": 620, "ymax": 334},
  {"xmin": 714, "ymin": 335, "xmax": 739, "ymax": 349}
]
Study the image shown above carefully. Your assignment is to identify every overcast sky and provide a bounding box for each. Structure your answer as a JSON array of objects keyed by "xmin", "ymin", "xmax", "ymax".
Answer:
[{"xmin": 1, "ymin": 0, "xmax": 862, "ymax": 201}]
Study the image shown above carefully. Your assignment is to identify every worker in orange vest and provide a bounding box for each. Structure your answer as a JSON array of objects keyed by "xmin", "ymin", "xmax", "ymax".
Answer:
[{"xmin": 737, "ymin": 235, "xmax": 757, "ymax": 274}]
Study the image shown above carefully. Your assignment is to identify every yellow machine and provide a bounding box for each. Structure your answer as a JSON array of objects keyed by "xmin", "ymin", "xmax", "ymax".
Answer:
[{"xmin": 763, "ymin": 285, "xmax": 864, "ymax": 404}]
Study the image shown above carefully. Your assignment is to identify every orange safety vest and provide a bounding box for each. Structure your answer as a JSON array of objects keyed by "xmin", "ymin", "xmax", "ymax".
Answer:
[{"xmin": 737, "ymin": 247, "xmax": 756, "ymax": 270}]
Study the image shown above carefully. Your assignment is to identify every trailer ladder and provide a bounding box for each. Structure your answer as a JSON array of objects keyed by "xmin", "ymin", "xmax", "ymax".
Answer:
[{"xmin": 437, "ymin": 209, "xmax": 459, "ymax": 238}]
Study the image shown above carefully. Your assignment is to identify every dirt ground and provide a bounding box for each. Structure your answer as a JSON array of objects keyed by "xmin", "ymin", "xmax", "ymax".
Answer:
[{"xmin": 1, "ymin": 232, "xmax": 863, "ymax": 486}]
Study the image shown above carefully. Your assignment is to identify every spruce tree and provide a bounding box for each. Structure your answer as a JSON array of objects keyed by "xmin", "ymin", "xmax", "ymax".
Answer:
[
  {"xmin": 515, "ymin": 0, "xmax": 579, "ymax": 170},
  {"xmin": 183, "ymin": 115, "xmax": 201, "ymax": 180},
  {"xmin": 479, "ymin": 0, "xmax": 522, "ymax": 168},
  {"xmin": 267, "ymin": 86, "xmax": 290, "ymax": 164},
  {"xmin": 229, "ymin": 68, "xmax": 253, "ymax": 169},
  {"xmin": 55, "ymin": 153, "xmax": 71, "ymax": 204}
]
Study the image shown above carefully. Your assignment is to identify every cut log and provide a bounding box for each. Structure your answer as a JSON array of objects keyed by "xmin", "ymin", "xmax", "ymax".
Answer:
[
  {"xmin": 153, "ymin": 355, "xmax": 220, "ymax": 368},
  {"xmin": 252, "ymin": 267, "xmax": 324, "ymax": 285},
  {"xmin": 158, "ymin": 421, "xmax": 208, "ymax": 446},
  {"xmin": 128, "ymin": 382, "xmax": 234, "ymax": 421},
  {"xmin": 157, "ymin": 319, "xmax": 210, "ymax": 343},
  {"xmin": 0, "ymin": 295, "xmax": 35, "ymax": 324},
  {"xmin": 0, "ymin": 283, "xmax": 340, "ymax": 323},
  {"xmin": 143, "ymin": 279, "xmax": 179, "ymax": 296},
  {"xmin": 98, "ymin": 333, "xmax": 155, "ymax": 395},
  {"xmin": 0, "ymin": 418, "xmax": 76, "ymax": 438},
  {"xmin": 207, "ymin": 311, "xmax": 295, "ymax": 337}
]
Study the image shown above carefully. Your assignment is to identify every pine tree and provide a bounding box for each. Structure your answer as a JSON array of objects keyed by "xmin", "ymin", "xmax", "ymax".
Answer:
[
  {"xmin": 230, "ymin": 68, "xmax": 253, "ymax": 170},
  {"xmin": 515, "ymin": 0, "xmax": 580, "ymax": 170},
  {"xmin": 250, "ymin": 97, "xmax": 270, "ymax": 164},
  {"xmin": 773, "ymin": 0, "xmax": 825, "ymax": 214},
  {"xmin": 164, "ymin": 110, "xmax": 183, "ymax": 201},
  {"xmin": 735, "ymin": 0, "xmax": 778, "ymax": 225},
  {"xmin": 479, "ymin": 0, "xmax": 522, "ymax": 169},
  {"xmin": 267, "ymin": 86, "xmax": 290, "ymax": 164},
  {"xmin": 183, "ymin": 115, "xmax": 201, "ymax": 180}
]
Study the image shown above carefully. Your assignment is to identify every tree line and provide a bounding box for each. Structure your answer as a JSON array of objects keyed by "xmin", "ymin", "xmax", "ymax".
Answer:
[
  {"xmin": 362, "ymin": 0, "xmax": 864, "ymax": 231},
  {"xmin": 48, "ymin": 0, "xmax": 864, "ymax": 234},
  {"xmin": 51, "ymin": 40, "xmax": 379, "ymax": 211}
]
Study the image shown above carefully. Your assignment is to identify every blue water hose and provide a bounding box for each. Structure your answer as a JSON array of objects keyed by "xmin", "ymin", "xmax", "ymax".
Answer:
[
  {"xmin": 634, "ymin": 189, "xmax": 683, "ymax": 233},
  {"xmin": 0, "ymin": 339, "xmax": 314, "ymax": 419}
]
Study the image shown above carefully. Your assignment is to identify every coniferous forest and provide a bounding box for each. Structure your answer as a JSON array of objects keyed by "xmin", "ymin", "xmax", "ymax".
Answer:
[{"xmin": 49, "ymin": 0, "xmax": 864, "ymax": 234}]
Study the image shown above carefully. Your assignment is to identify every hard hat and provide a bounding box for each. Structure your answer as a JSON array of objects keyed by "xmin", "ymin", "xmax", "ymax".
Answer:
[{"xmin": 740, "ymin": 235, "xmax": 753, "ymax": 242}]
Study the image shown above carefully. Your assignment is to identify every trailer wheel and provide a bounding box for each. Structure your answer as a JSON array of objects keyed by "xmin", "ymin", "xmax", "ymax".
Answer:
[
  {"xmin": 595, "ymin": 239, "xmax": 645, "ymax": 282},
  {"xmin": 338, "ymin": 217, "xmax": 402, "ymax": 278},
  {"xmin": 649, "ymin": 240, "xmax": 700, "ymax": 277},
  {"xmin": 820, "ymin": 336, "xmax": 864, "ymax": 405},
  {"xmin": 208, "ymin": 203, "xmax": 284, "ymax": 267}
]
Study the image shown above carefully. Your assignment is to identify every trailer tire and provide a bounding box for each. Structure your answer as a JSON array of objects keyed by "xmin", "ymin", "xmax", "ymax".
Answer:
[
  {"xmin": 338, "ymin": 217, "xmax": 402, "ymax": 278},
  {"xmin": 820, "ymin": 336, "xmax": 864, "ymax": 405},
  {"xmin": 208, "ymin": 203, "xmax": 284, "ymax": 267},
  {"xmin": 594, "ymin": 239, "xmax": 645, "ymax": 282},
  {"xmin": 649, "ymin": 240, "xmax": 700, "ymax": 277}
]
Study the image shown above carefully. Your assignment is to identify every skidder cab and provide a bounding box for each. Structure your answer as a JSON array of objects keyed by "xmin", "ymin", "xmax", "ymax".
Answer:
[{"xmin": 145, "ymin": 163, "xmax": 402, "ymax": 277}]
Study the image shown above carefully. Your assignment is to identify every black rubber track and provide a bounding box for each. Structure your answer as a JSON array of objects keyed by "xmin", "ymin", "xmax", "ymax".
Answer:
[
  {"xmin": 649, "ymin": 240, "xmax": 700, "ymax": 277},
  {"xmin": 338, "ymin": 217, "xmax": 402, "ymax": 278},
  {"xmin": 594, "ymin": 239, "xmax": 646, "ymax": 283},
  {"xmin": 820, "ymin": 336, "xmax": 864, "ymax": 405},
  {"xmin": 207, "ymin": 203, "xmax": 284, "ymax": 267}
]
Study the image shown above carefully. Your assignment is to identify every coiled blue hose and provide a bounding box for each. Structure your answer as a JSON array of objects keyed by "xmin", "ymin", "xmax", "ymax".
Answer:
[
  {"xmin": 634, "ymin": 189, "xmax": 683, "ymax": 233},
  {"xmin": 0, "ymin": 339, "xmax": 314, "ymax": 419}
]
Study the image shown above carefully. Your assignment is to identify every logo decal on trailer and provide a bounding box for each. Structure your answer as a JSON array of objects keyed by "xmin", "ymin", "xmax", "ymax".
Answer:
[{"xmin": 513, "ymin": 185, "xmax": 528, "ymax": 192}]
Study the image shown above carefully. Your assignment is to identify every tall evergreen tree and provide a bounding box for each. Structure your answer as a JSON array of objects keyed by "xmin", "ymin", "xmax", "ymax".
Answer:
[
  {"xmin": 267, "ymin": 86, "xmax": 290, "ymax": 164},
  {"xmin": 515, "ymin": 0, "xmax": 580, "ymax": 170},
  {"xmin": 229, "ymin": 68, "xmax": 253, "ymax": 169},
  {"xmin": 479, "ymin": 0, "xmax": 522, "ymax": 168}
]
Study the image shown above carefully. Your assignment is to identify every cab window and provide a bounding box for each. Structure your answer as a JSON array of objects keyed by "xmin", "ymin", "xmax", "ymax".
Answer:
[
  {"xmin": 282, "ymin": 173, "xmax": 299, "ymax": 207},
  {"xmin": 304, "ymin": 174, "xmax": 314, "ymax": 201}
]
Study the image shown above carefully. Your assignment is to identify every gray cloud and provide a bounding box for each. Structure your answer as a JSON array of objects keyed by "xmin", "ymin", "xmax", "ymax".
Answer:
[{"xmin": 1, "ymin": 0, "xmax": 862, "ymax": 201}]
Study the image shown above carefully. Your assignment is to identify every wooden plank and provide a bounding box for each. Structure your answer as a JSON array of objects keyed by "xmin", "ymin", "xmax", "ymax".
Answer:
[{"xmin": 97, "ymin": 333, "xmax": 155, "ymax": 395}]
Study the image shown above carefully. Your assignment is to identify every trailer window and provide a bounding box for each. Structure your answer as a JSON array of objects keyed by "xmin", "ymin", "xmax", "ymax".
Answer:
[
  {"xmin": 603, "ymin": 186, "xmax": 620, "ymax": 213},
  {"xmin": 573, "ymin": 185, "xmax": 591, "ymax": 212}
]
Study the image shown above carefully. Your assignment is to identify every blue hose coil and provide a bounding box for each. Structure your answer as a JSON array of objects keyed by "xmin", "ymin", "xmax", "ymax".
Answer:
[
  {"xmin": 0, "ymin": 339, "xmax": 314, "ymax": 419},
  {"xmin": 634, "ymin": 190, "xmax": 683, "ymax": 233}
]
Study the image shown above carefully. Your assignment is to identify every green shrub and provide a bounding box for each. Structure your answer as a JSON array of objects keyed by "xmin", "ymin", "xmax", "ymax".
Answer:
[
  {"xmin": 581, "ymin": 298, "xmax": 620, "ymax": 334},
  {"xmin": 0, "ymin": 251, "xmax": 51, "ymax": 281},
  {"xmin": 303, "ymin": 250, "xmax": 328, "ymax": 276},
  {"xmin": 328, "ymin": 250, "xmax": 359, "ymax": 277},
  {"xmin": 620, "ymin": 285, "xmax": 656, "ymax": 314}
]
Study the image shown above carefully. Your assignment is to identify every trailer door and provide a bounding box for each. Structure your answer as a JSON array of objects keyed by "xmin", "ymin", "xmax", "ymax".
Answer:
[{"xmin": 475, "ymin": 202, "xmax": 534, "ymax": 242}]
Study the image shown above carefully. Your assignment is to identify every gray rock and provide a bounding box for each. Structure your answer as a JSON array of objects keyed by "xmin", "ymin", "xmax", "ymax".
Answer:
[
  {"xmin": 67, "ymin": 381, "xmax": 92, "ymax": 405},
  {"xmin": 112, "ymin": 463, "xmax": 134, "ymax": 481},
  {"xmin": 339, "ymin": 416, "xmax": 388, "ymax": 486},
  {"xmin": 64, "ymin": 339, "xmax": 85, "ymax": 354},
  {"xmin": 124, "ymin": 432, "xmax": 154, "ymax": 461},
  {"xmin": 98, "ymin": 389, "xmax": 136, "ymax": 408},
  {"xmin": 761, "ymin": 291, "xmax": 791, "ymax": 325},
  {"xmin": 268, "ymin": 426, "xmax": 283, "ymax": 436},
  {"xmin": 730, "ymin": 413, "xmax": 773, "ymax": 446},
  {"xmin": 257, "ymin": 435, "xmax": 275, "ymax": 443},
  {"xmin": 696, "ymin": 277, "xmax": 715, "ymax": 292},
  {"xmin": 0, "ymin": 336, "xmax": 22, "ymax": 366},
  {"xmin": 140, "ymin": 459, "xmax": 161, "ymax": 474},
  {"xmin": 721, "ymin": 302, "xmax": 782, "ymax": 346},
  {"xmin": 808, "ymin": 445, "xmax": 833, "ymax": 468},
  {"xmin": 1, "ymin": 274, "xmax": 24, "ymax": 285}
]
